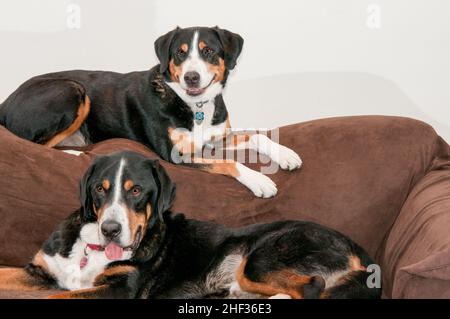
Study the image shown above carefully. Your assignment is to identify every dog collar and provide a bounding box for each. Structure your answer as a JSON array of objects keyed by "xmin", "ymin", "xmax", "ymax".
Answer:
[
  {"xmin": 194, "ymin": 100, "xmax": 208, "ymax": 125},
  {"xmin": 80, "ymin": 244, "xmax": 104, "ymax": 269},
  {"xmin": 86, "ymin": 244, "xmax": 104, "ymax": 251}
]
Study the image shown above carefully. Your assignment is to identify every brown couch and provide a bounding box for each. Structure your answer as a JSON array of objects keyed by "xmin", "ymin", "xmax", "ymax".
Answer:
[{"xmin": 0, "ymin": 115, "xmax": 449, "ymax": 299}]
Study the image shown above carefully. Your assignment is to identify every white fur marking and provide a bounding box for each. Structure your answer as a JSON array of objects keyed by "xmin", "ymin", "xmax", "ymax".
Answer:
[
  {"xmin": 269, "ymin": 293, "xmax": 293, "ymax": 299},
  {"xmin": 235, "ymin": 162, "xmax": 277, "ymax": 198},
  {"xmin": 99, "ymin": 158, "xmax": 132, "ymax": 247},
  {"xmin": 62, "ymin": 150, "xmax": 83, "ymax": 156},
  {"xmin": 42, "ymin": 223, "xmax": 132, "ymax": 290},
  {"xmin": 248, "ymin": 134, "xmax": 302, "ymax": 171}
]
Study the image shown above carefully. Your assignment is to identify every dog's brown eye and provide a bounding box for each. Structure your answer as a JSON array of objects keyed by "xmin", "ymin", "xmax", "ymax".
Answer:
[
  {"xmin": 177, "ymin": 49, "xmax": 187, "ymax": 58},
  {"xmin": 202, "ymin": 47, "xmax": 214, "ymax": 55},
  {"xmin": 131, "ymin": 186, "xmax": 141, "ymax": 196},
  {"xmin": 96, "ymin": 185, "xmax": 104, "ymax": 193}
]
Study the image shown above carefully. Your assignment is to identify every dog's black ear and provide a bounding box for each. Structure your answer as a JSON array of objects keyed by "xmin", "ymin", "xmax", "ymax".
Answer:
[
  {"xmin": 154, "ymin": 27, "xmax": 180, "ymax": 74},
  {"xmin": 149, "ymin": 160, "xmax": 176, "ymax": 219},
  {"xmin": 214, "ymin": 26, "xmax": 244, "ymax": 70},
  {"xmin": 79, "ymin": 160, "xmax": 99, "ymax": 223}
]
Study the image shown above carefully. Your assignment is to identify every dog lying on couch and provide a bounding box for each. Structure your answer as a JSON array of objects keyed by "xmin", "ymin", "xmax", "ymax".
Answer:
[
  {"xmin": 0, "ymin": 26, "xmax": 301, "ymax": 198},
  {"xmin": 0, "ymin": 151, "xmax": 380, "ymax": 299}
]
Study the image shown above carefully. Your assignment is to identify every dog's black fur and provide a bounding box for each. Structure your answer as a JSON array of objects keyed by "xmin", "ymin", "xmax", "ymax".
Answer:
[{"xmin": 0, "ymin": 152, "xmax": 381, "ymax": 299}]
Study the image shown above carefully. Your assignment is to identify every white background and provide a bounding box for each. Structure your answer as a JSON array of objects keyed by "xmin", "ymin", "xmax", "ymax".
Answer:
[{"xmin": 1, "ymin": 0, "xmax": 449, "ymax": 141}]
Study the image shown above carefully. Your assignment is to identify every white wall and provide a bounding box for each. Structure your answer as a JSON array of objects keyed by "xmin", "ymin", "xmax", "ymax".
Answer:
[{"xmin": 1, "ymin": 0, "xmax": 449, "ymax": 141}]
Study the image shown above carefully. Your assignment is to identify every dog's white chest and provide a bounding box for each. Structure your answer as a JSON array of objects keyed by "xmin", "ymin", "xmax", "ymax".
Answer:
[
  {"xmin": 42, "ymin": 223, "xmax": 132, "ymax": 290},
  {"xmin": 189, "ymin": 101, "xmax": 227, "ymax": 149}
]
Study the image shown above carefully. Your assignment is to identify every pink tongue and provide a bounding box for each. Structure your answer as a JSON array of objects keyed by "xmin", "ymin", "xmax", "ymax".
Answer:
[{"xmin": 104, "ymin": 242, "xmax": 124, "ymax": 260}]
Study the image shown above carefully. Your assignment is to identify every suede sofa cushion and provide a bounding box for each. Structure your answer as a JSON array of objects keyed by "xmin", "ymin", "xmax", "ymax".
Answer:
[
  {"xmin": 0, "ymin": 115, "xmax": 449, "ymax": 298},
  {"xmin": 380, "ymin": 160, "xmax": 450, "ymax": 298}
]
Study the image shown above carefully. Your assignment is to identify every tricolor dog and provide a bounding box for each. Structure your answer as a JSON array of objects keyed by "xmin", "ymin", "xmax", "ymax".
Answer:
[
  {"xmin": 0, "ymin": 26, "xmax": 301, "ymax": 198},
  {"xmin": 0, "ymin": 152, "xmax": 380, "ymax": 299}
]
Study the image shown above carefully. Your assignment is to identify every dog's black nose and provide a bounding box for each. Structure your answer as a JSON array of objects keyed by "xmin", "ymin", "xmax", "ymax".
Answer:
[
  {"xmin": 184, "ymin": 71, "xmax": 200, "ymax": 87},
  {"xmin": 101, "ymin": 220, "xmax": 122, "ymax": 239}
]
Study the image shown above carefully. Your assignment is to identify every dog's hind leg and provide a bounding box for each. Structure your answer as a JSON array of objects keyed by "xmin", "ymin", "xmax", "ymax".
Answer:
[
  {"xmin": 0, "ymin": 78, "xmax": 90, "ymax": 147},
  {"xmin": 234, "ymin": 257, "xmax": 325, "ymax": 299}
]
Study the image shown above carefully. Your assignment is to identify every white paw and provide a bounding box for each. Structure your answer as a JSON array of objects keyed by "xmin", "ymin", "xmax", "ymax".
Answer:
[
  {"xmin": 249, "ymin": 134, "xmax": 302, "ymax": 171},
  {"xmin": 63, "ymin": 264, "xmax": 82, "ymax": 290},
  {"xmin": 269, "ymin": 293, "xmax": 292, "ymax": 299},
  {"xmin": 62, "ymin": 150, "xmax": 83, "ymax": 156},
  {"xmin": 236, "ymin": 163, "xmax": 277, "ymax": 198},
  {"xmin": 229, "ymin": 281, "xmax": 242, "ymax": 297},
  {"xmin": 273, "ymin": 145, "xmax": 302, "ymax": 171}
]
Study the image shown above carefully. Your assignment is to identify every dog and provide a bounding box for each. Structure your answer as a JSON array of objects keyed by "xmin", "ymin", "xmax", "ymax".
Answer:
[
  {"xmin": 0, "ymin": 151, "xmax": 380, "ymax": 299},
  {"xmin": 0, "ymin": 26, "xmax": 301, "ymax": 198}
]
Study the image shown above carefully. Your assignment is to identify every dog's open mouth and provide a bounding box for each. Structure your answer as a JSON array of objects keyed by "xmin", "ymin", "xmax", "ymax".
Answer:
[
  {"xmin": 186, "ymin": 76, "xmax": 215, "ymax": 97},
  {"xmin": 103, "ymin": 227, "xmax": 142, "ymax": 261}
]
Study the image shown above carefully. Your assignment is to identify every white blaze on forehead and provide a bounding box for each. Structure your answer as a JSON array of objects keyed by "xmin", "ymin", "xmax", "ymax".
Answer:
[
  {"xmin": 99, "ymin": 158, "xmax": 131, "ymax": 245},
  {"xmin": 112, "ymin": 158, "xmax": 126, "ymax": 204},
  {"xmin": 189, "ymin": 31, "xmax": 200, "ymax": 60},
  {"xmin": 182, "ymin": 31, "xmax": 209, "ymax": 82}
]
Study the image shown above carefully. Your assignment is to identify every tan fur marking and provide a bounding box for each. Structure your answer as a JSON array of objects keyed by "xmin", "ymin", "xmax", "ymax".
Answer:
[
  {"xmin": 180, "ymin": 43, "xmax": 188, "ymax": 52},
  {"xmin": 48, "ymin": 285, "xmax": 108, "ymax": 299},
  {"xmin": 168, "ymin": 127, "xmax": 196, "ymax": 155},
  {"xmin": 226, "ymin": 117, "xmax": 231, "ymax": 129},
  {"xmin": 0, "ymin": 268, "xmax": 42, "ymax": 291},
  {"xmin": 208, "ymin": 58, "xmax": 226, "ymax": 83},
  {"xmin": 231, "ymin": 134, "xmax": 251, "ymax": 147},
  {"xmin": 102, "ymin": 179, "xmax": 110, "ymax": 190},
  {"xmin": 199, "ymin": 41, "xmax": 206, "ymax": 50},
  {"xmin": 236, "ymin": 258, "xmax": 312, "ymax": 299},
  {"xmin": 190, "ymin": 157, "xmax": 239, "ymax": 177},
  {"xmin": 146, "ymin": 203, "xmax": 152, "ymax": 220},
  {"xmin": 32, "ymin": 250, "xmax": 49, "ymax": 273},
  {"xmin": 124, "ymin": 179, "xmax": 134, "ymax": 191},
  {"xmin": 96, "ymin": 204, "xmax": 106, "ymax": 221},
  {"xmin": 169, "ymin": 59, "xmax": 182, "ymax": 82},
  {"xmin": 127, "ymin": 208, "xmax": 148, "ymax": 246},
  {"xmin": 205, "ymin": 162, "xmax": 239, "ymax": 177},
  {"xmin": 349, "ymin": 255, "xmax": 366, "ymax": 271},
  {"xmin": 45, "ymin": 95, "xmax": 91, "ymax": 148}
]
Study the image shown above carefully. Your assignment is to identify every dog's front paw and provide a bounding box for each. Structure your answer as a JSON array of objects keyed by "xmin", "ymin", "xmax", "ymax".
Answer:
[
  {"xmin": 248, "ymin": 134, "xmax": 301, "ymax": 171},
  {"xmin": 236, "ymin": 163, "xmax": 277, "ymax": 198},
  {"xmin": 273, "ymin": 145, "xmax": 302, "ymax": 171}
]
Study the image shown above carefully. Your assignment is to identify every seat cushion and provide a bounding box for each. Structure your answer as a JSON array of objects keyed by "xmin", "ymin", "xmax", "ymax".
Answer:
[{"xmin": 0, "ymin": 116, "xmax": 448, "ymax": 299}]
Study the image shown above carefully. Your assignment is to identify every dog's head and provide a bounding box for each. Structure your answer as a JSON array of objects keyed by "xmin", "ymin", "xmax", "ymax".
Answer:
[
  {"xmin": 79, "ymin": 151, "xmax": 176, "ymax": 259},
  {"xmin": 155, "ymin": 26, "xmax": 243, "ymax": 104}
]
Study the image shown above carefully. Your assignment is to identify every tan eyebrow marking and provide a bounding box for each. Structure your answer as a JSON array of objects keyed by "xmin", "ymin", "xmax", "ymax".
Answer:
[
  {"xmin": 124, "ymin": 179, "xmax": 134, "ymax": 191},
  {"xmin": 102, "ymin": 179, "xmax": 110, "ymax": 190},
  {"xmin": 180, "ymin": 43, "xmax": 188, "ymax": 52},
  {"xmin": 199, "ymin": 41, "xmax": 206, "ymax": 50}
]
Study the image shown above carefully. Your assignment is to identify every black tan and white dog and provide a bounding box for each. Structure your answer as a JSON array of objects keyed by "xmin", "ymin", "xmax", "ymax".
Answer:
[
  {"xmin": 0, "ymin": 26, "xmax": 301, "ymax": 198},
  {"xmin": 0, "ymin": 152, "xmax": 380, "ymax": 299}
]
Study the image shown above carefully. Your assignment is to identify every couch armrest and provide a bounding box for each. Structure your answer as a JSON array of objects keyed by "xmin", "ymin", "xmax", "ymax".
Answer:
[{"xmin": 381, "ymin": 162, "xmax": 450, "ymax": 298}]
